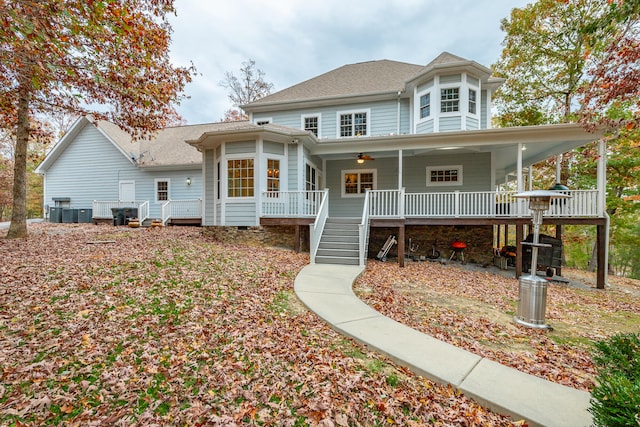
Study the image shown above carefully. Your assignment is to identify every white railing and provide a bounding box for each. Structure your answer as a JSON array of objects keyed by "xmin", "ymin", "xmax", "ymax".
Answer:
[
  {"xmin": 138, "ymin": 201, "xmax": 149, "ymax": 223},
  {"xmin": 359, "ymin": 189, "xmax": 371, "ymax": 267},
  {"xmin": 261, "ymin": 190, "xmax": 326, "ymax": 217},
  {"xmin": 368, "ymin": 189, "xmax": 602, "ymax": 219},
  {"xmin": 161, "ymin": 199, "xmax": 202, "ymax": 225},
  {"xmin": 92, "ymin": 200, "xmax": 149, "ymax": 219},
  {"xmin": 309, "ymin": 189, "xmax": 330, "ymax": 264}
]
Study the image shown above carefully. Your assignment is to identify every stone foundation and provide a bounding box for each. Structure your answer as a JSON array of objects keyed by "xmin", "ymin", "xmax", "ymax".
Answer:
[
  {"xmin": 369, "ymin": 225, "xmax": 494, "ymax": 265},
  {"xmin": 203, "ymin": 225, "xmax": 309, "ymax": 251}
]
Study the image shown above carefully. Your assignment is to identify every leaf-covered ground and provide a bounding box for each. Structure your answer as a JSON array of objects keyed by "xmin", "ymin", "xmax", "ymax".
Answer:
[
  {"xmin": 354, "ymin": 258, "xmax": 640, "ymax": 392},
  {"xmin": 1, "ymin": 224, "xmax": 520, "ymax": 426}
]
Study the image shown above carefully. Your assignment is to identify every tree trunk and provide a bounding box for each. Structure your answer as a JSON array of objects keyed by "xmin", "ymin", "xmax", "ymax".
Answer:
[{"xmin": 6, "ymin": 80, "xmax": 30, "ymax": 239}]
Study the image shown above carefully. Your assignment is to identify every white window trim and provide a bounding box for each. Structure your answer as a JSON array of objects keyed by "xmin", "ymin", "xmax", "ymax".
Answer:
[
  {"xmin": 341, "ymin": 169, "xmax": 377, "ymax": 198},
  {"xmin": 154, "ymin": 178, "xmax": 171, "ymax": 204},
  {"xmin": 439, "ymin": 86, "xmax": 461, "ymax": 115},
  {"xmin": 301, "ymin": 113, "xmax": 322, "ymax": 138},
  {"xmin": 265, "ymin": 155, "xmax": 284, "ymax": 196},
  {"xmin": 468, "ymin": 87, "xmax": 478, "ymax": 116},
  {"xmin": 336, "ymin": 108, "xmax": 371, "ymax": 138},
  {"xmin": 255, "ymin": 118, "xmax": 272, "ymax": 125},
  {"xmin": 426, "ymin": 165, "xmax": 463, "ymax": 187},
  {"xmin": 417, "ymin": 91, "xmax": 432, "ymax": 121},
  {"xmin": 226, "ymin": 155, "xmax": 256, "ymax": 199}
]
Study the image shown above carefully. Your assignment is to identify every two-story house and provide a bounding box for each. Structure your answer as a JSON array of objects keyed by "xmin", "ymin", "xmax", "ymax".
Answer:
[{"xmin": 36, "ymin": 52, "xmax": 608, "ymax": 287}]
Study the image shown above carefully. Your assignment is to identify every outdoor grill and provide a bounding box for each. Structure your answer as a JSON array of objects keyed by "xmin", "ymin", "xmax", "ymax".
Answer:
[{"xmin": 448, "ymin": 240, "xmax": 467, "ymax": 263}]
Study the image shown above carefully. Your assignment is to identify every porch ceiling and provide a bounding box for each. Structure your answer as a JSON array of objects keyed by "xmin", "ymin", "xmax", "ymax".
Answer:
[{"xmin": 311, "ymin": 123, "xmax": 604, "ymax": 181}]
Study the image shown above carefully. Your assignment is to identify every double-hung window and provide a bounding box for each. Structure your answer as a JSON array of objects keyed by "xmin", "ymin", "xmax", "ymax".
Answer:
[
  {"xmin": 267, "ymin": 159, "xmax": 280, "ymax": 193},
  {"xmin": 342, "ymin": 169, "xmax": 376, "ymax": 197},
  {"xmin": 440, "ymin": 88, "xmax": 460, "ymax": 112},
  {"xmin": 339, "ymin": 111, "xmax": 368, "ymax": 137},
  {"xmin": 227, "ymin": 159, "xmax": 254, "ymax": 197},
  {"xmin": 420, "ymin": 93, "xmax": 431, "ymax": 119},
  {"xmin": 155, "ymin": 179, "xmax": 169, "ymax": 203},
  {"xmin": 468, "ymin": 89, "xmax": 477, "ymax": 114},
  {"xmin": 303, "ymin": 115, "xmax": 319, "ymax": 136}
]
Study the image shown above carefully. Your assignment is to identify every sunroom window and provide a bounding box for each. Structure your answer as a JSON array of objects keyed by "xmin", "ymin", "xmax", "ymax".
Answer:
[
  {"xmin": 469, "ymin": 89, "xmax": 477, "ymax": 114},
  {"xmin": 227, "ymin": 158, "xmax": 254, "ymax": 197},
  {"xmin": 267, "ymin": 159, "xmax": 280, "ymax": 193}
]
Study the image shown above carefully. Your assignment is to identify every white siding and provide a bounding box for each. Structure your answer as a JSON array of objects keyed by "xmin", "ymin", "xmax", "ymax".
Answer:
[
  {"xmin": 439, "ymin": 116, "xmax": 462, "ymax": 132},
  {"xmin": 225, "ymin": 202, "xmax": 257, "ymax": 226}
]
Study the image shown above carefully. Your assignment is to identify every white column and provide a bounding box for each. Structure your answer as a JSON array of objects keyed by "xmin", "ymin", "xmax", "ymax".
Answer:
[
  {"xmin": 398, "ymin": 150, "xmax": 403, "ymax": 189},
  {"xmin": 517, "ymin": 143, "xmax": 524, "ymax": 193},
  {"xmin": 597, "ymin": 139, "xmax": 607, "ymax": 216},
  {"xmin": 555, "ymin": 154, "xmax": 562, "ymax": 184}
]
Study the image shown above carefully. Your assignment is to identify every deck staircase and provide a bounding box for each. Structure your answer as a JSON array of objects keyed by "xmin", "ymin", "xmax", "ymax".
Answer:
[{"xmin": 315, "ymin": 217, "xmax": 361, "ymax": 265}]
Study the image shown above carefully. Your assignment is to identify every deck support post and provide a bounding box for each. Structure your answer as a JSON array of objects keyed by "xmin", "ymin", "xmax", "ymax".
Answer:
[
  {"xmin": 294, "ymin": 225, "xmax": 301, "ymax": 253},
  {"xmin": 515, "ymin": 223, "xmax": 524, "ymax": 278},
  {"xmin": 597, "ymin": 223, "xmax": 606, "ymax": 289},
  {"xmin": 398, "ymin": 224, "xmax": 405, "ymax": 267},
  {"xmin": 555, "ymin": 225, "xmax": 563, "ymax": 277}
]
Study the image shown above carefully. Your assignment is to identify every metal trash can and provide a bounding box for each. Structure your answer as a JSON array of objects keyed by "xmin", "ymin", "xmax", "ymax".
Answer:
[
  {"xmin": 515, "ymin": 275, "xmax": 549, "ymax": 328},
  {"xmin": 111, "ymin": 207, "xmax": 125, "ymax": 226},
  {"xmin": 62, "ymin": 208, "xmax": 79, "ymax": 223},
  {"xmin": 49, "ymin": 206, "xmax": 63, "ymax": 223}
]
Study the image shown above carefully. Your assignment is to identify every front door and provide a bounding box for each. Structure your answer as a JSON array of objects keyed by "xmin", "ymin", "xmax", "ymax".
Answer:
[{"xmin": 119, "ymin": 180, "xmax": 136, "ymax": 203}]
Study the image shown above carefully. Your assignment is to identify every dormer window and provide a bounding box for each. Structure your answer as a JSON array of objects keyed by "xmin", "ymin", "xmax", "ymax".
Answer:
[
  {"xmin": 469, "ymin": 89, "xmax": 477, "ymax": 114},
  {"xmin": 441, "ymin": 88, "xmax": 459, "ymax": 113},
  {"xmin": 420, "ymin": 93, "xmax": 431, "ymax": 118}
]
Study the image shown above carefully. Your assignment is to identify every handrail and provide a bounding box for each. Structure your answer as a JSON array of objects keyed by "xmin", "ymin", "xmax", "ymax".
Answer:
[
  {"xmin": 359, "ymin": 189, "xmax": 371, "ymax": 267},
  {"xmin": 309, "ymin": 189, "xmax": 329, "ymax": 264},
  {"xmin": 367, "ymin": 189, "xmax": 601, "ymax": 219},
  {"xmin": 138, "ymin": 201, "xmax": 149, "ymax": 223},
  {"xmin": 160, "ymin": 201, "xmax": 171, "ymax": 225},
  {"xmin": 262, "ymin": 190, "xmax": 326, "ymax": 217},
  {"xmin": 92, "ymin": 200, "xmax": 149, "ymax": 219}
]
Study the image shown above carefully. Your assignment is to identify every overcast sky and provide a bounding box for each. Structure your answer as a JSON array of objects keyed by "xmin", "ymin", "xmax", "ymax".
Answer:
[{"xmin": 168, "ymin": 0, "xmax": 532, "ymax": 125}]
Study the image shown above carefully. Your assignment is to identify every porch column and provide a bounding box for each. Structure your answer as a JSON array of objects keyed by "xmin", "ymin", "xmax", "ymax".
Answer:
[
  {"xmin": 597, "ymin": 139, "xmax": 609, "ymax": 282},
  {"xmin": 555, "ymin": 225, "xmax": 562, "ymax": 277},
  {"xmin": 555, "ymin": 154, "xmax": 562, "ymax": 183},
  {"xmin": 398, "ymin": 150, "xmax": 403, "ymax": 189},
  {"xmin": 517, "ymin": 143, "xmax": 524, "ymax": 193}
]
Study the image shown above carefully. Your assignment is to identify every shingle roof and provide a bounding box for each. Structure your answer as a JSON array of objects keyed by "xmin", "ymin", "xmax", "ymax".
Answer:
[
  {"xmin": 246, "ymin": 59, "xmax": 424, "ymax": 107},
  {"xmin": 97, "ymin": 121, "xmax": 245, "ymax": 167}
]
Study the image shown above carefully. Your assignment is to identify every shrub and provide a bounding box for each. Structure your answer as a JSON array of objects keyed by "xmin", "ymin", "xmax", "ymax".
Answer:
[{"xmin": 589, "ymin": 333, "xmax": 640, "ymax": 427}]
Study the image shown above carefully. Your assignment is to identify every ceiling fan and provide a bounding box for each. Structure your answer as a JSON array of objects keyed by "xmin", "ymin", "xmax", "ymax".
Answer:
[{"xmin": 357, "ymin": 153, "xmax": 374, "ymax": 164}]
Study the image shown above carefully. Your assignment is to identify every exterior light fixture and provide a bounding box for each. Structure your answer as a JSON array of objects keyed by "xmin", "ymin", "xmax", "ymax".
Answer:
[
  {"xmin": 513, "ymin": 190, "xmax": 571, "ymax": 329},
  {"xmin": 186, "ymin": 177, "xmax": 191, "ymax": 186},
  {"xmin": 357, "ymin": 153, "xmax": 374, "ymax": 164}
]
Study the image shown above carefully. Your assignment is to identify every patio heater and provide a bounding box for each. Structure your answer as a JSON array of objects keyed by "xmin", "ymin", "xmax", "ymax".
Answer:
[{"xmin": 513, "ymin": 190, "xmax": 571, "ymax": 329}]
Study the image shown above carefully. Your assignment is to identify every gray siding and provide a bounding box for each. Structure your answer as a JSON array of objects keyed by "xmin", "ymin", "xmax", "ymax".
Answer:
[
  {"xmin": 43, "ymin": 124, "xmax": 202, "ymax": 219},
  {"xmin": 440, "ymin": 74, "xmax": 462, "ymax": 84},
  {"xmin": 264, "ymin": 140, "xmax": 285, "ymax": 155},
  {"xmin": 481, "ymin": 90, "xmax": 488, "ymax": 129},
  {"xmin": 203, "ymin": 149, "xmax": 216, "ymax": 226},
  {"xmin": 288, "ymin": 146, "xmax": 298, "ymax": 191},
  {"xmin": 402, "ymin": 152, "xmax": 492, "ymax": 192},
  {"xmin": 225, "ymin": 202, "xmax": 256, "ymax": 226},
  {"xmin": 416, "ymin": 119, "xmax": 435, "ymax": 134},
  {"xmin": 399, "ymin": 99, "xmax": 411, "ymax": 134},
  {"xmin": 439, "ymin": 116, "xmax": 462, "ymax": 132},
  {"xmin": 466, "ymin": 116, "xmax": 479, "ymax": 130},
  {"xmin": 225, "ymin": 141, "xmax": 256, "ymax": 155}
]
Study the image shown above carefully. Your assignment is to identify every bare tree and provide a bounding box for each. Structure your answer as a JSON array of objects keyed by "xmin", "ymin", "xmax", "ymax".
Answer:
[{"xmin": 219, "ymin": 59, "xmax": 274, "ymax": 121}]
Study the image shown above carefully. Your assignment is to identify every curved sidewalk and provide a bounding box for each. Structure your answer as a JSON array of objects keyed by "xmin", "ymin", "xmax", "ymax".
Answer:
[{"xmin": 294, "ymin": 263, "xmax": 592, "ymax": 427}]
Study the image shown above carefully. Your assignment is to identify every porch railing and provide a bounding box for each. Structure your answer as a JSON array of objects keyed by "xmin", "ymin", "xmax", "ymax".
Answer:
[
  {"xmin": 161, "ymin": 199, "xmax": 202, "ymax": 225},
  {"xmin": 368, "ymin": 189, "xmax": 602, "ymax": 218},
  {"xmin": 309, "ymin": 189, "xmax": 329, "ymax": 264},
  {"xmin": 261, "ymin": 190, "xmax": 327, "ymax": 217},
  {"xmin": 359, "ymin": 190, "xmax": 371, "ymax": 267},
  {"xmin": 92, "ymin": 200, "xmax": 150, "ymax": 221}
]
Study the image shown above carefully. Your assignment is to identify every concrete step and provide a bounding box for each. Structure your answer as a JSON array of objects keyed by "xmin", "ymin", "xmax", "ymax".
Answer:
[
  {"xmin": 319, "ymin": 241, "xmax": 359, "ymax": 251},
  {"xmin": 315, "ymin": 255, "xmax": 360, "ymax": 265},
  {"xmin": 316, "ymin": 248, "xmax": 360, "ymax": 258},
  {"xmin": 320, "ymin": 235, "xmax": 359, "ymax": 244}
]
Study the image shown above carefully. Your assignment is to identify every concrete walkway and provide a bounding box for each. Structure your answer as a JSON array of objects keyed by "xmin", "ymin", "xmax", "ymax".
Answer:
[{"xmin": 294, "ymin": 263, "xmax": 592, "ymax": 427}]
